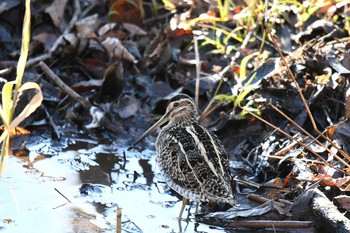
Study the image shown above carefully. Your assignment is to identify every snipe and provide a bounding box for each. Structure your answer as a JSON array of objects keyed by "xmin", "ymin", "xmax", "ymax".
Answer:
[{"xmin": 130, "ymin": 94, "xmax": 237, "ymax": 217}]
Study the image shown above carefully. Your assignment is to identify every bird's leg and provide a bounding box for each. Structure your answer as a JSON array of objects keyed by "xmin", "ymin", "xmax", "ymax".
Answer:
[
  {"xmin": 178, "ymin": 198, "xmax": 188, "ymax": 219},
  {"xmin": 195, "ymin": 202, "xmax": 199, "ymax": 214}
]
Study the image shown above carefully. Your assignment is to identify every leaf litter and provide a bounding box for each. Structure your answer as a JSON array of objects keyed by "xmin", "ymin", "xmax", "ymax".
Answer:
[{"xmin": 1, "ymin": 0, "xmax": 350, "ymax": 232}]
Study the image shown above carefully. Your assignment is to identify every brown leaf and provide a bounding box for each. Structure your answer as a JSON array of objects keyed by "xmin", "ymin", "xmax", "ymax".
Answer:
[
  {"xmin": 101, "ymin": 37, "xmax": 137, "ymax": 63},
  {"xmin": 265, "ymin": 178, "xmax": 283, "ymax": 199},
  {"xmin": 144, "ymin": 30, "xmax": 171, "ymax": 67},
  {"xmin": 46, "ymin": 0, "xmax": 69, "ymax": 28},
  {"xmin": 334, "ymin": 177, "xmax": 350, "ymax": 191},
  {"xmin": 75, "ymin": 14, "xmax": 99, "ymax": 38},
  {"xmin": 334, "ymin": 195, "xmax": 350, "ymax": 211},
  {"xmin": 108, "ymin": 0, "xmax": 143, "ymax": 25},
  {"xmin": 99, "ymin": 62, "xmax": 124, "ymax": 102},
  {"xmin": 122, "ymin": 23, "xmax": 147, "ymax": 36},
  {"xmin": 0, "ymin": 126, "xmax": 30, "ymax": 137}
]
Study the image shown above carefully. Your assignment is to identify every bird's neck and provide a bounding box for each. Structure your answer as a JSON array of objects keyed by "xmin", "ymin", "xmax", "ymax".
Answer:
[{"xmin": 166, "ymin": 116, "xmax": 197, "ymax": 129}]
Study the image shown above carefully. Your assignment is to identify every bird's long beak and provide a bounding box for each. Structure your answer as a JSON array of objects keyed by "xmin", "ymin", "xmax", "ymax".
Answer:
[{"xmin": 128, "ymin": 112, "xmax": 170, "ymax": 150}]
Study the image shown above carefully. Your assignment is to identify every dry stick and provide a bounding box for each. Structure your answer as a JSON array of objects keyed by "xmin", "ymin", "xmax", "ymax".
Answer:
[
  {"xmin": 199, "ymin": 101, "xmax": 220, "ymax": 123},
  {"xmin": 64, "ymin": 0, "xmax": 81, "ymax": 34},
  {"xmin": 239, "ymin": 105, "xmax": 346, "ymax": 174},
  {"xmin": 198, "ymin": 77, "xmax": 225, "ymax": 122},
  {"xmin": 267, "ymin": 30, "xmax": 315, "ymax": 126},
  {"xmin": 143, "ymin": 11, "xmax": 174, "ymax": 25},
  {"xmin": 43, "ymin": 105, "xmax": 61, "ymax": 139},
  {"xmin": 54, "ymin": 188, "xmax": 71, "ymax": 203},
  {"xmin": 265, "ymin": 155, "xmax": 326, "ymax": 165},
  {"xmin": 274, "ymin": 135, "xmax": 300, "ymax": 156},
  {"xmin": 247, "ymin": 193, "xmax": 273, "ymax": 204},
  {"xmin": 247, "ymin": 194, "xmax": 287, "ymax": 211},
  {"xmin": 228, "ymin": 220, "xmax": 313, "ymax": 229},
  {"xmin": 269, "ymin": 103, "xmax": 350, "ymax": 168},
  {"xmin": 39, "ymin": 61, "xmax": 119, "ymax": 133},
  {"xmin": 193, "ymin": 34, "xmax": 201, "ymax": 108},
  {"xmin": 267, "ymin": 30, "xmax": 350, "ymax": 167},
  {"xmin": 26, "ymin": 54, "xmax": 51, "ymax": 68},
  {"xmin": 40, "ymin": 61, "xmax": 91, "ymax": 109},
  {"xmin": 116, "ymin": 207, "xmax": 122, "ymax": 233}
]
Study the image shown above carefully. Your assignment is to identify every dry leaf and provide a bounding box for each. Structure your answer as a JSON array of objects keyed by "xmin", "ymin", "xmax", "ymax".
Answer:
[
  {"xmin": 122, "ymin": 23, "xmax": 147, "ymax": 36},
  {"xmin": 98, "ymin": 22, "xmax": 118, "ymax": 37},
  {"xmin": 101, "ymin": 37, "xmax": 137, "ymax": 63},
  {"xmin": 334, "ymin": 195, "xmax": 350, "ymax": 211},
  {"xmin": 75, "ymin": 14, "xmax": 99, "ymax": 38},
  {"xmin": 108, "ymin": 0, "xmax": 143, "ymax": 25},
  {"xmin": 99, "ymin": 62, "xmax": 124, "ymax": 102},
  {"xmin": 46, "ymin": 0, "xmax": 68, "ymax": 28}
]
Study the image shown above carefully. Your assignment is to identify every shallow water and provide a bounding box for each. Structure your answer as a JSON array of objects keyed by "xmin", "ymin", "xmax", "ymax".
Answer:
[{"xmin": 0, "ymin": 133, "xmax": 227, "ymax": 233}]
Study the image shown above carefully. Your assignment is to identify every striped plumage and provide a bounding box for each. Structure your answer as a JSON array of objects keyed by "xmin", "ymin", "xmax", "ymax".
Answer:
[{"xmin": 131, "ymin": 94, "xmax": 237, "ymax": 210}]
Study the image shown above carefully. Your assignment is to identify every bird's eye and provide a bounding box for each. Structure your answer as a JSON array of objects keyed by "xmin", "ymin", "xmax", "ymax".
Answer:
[{"xmin": 173, "ymin": 102, "xmax": 180, "ymax": 107}]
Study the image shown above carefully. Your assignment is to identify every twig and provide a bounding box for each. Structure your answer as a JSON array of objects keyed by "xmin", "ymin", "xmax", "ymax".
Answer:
[
  {"xmin": 269, "ymin": 102, "xmax": 350, "ymax": 168},
  {"xmin": 264, "ymin": 155, "xmax": 326, "ymax": 165},
  {"xmin": 43, "ymin": 104, "xmax": 61, "ymax": 139},
  {"xmin": 239, "ymin": 105, "xmax": 347, "ymax": 174},
  {"xmin": 227, "ymin": 220, "xmax": 313, "ymax": 229},
  {"xmin": 39, "ymin": 61, "xmax": 120, "ymax": 133},
  {"xmin": 273, "ymin": 135, "xmax": 301, "ymax": 156},
  {"xmin": 116, "ymin": 207, "xmax": 122, "ymax": 233},
  {"xmin": 199, "ymin": 76, "xmax": 225, "ymax": 122},
  {"xmin": 64, "ymin": 0, "xmax": 81, "ymax": 34},
  {"xmin": 199, "ymin": 101, "xmax": 220, "ymax": 123},
  {"xmin": 26, "ymin": 54, "xmax": 51, "ymax": 68},
  {"xmin": 193, "ymin": 34, "xmax": 201, "ymax": 108},
  {"xmin": 39, "ymin": 61, "xmax": 91, "ymax": 109},
  {"xmin": 267, "ymin": 29, "xmax": 316, "ymax": 128},
  {"xmin": 266, "ymin": 29, "xmax": 350, "ymax": 169},
  {"xmin": 248, "ymin": 193, "xmax": 275, "ymax": 204},
  {"xmin": 143, "ymin": 11, "xmax": 175, "ymax": 25},
  {"xmin": 54, "ymin": 188, "xmax": 71, "ymax": 202}
]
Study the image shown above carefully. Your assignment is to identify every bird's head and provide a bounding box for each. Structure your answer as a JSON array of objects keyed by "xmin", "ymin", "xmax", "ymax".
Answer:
[{"xmin": 129, "ymin": 94, "xmax": 198, "ymax": 149}]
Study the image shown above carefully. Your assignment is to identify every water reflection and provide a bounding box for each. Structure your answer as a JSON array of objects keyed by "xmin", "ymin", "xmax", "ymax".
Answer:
[
  {"xmin": 0, "ymin": 134, "xmax": 226, "ymax": 233},
  {"xmin": 138, "ymin": 159, "xmax": 154, "ymax": 186}
]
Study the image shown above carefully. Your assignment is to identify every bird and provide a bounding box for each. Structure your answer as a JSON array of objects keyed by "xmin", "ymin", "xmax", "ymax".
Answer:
[{"xmin": 129, "ymin": 94, "xmax": 237, "ymax": 218}]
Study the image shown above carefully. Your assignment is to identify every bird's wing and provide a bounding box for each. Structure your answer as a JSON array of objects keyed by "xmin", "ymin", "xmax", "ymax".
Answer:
[
  {"xmin": 170, "ymin": 125, "xmax": 234, "ymax": 200},
  {"xmin": 165, "ymin": 125, "xmax": 231, "ymax": 182},
  {"xmin": 186, "ymin": 124, "xmax": 232, "ymax": 178}
]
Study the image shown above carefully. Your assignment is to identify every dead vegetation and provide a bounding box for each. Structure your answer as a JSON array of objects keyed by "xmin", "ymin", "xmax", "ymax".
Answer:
[{"xmin": 1, "ymin": 0, "xmax": 350, "ymax": 232}]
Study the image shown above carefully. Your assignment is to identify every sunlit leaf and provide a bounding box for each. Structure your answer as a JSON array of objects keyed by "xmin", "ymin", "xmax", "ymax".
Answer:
[
  {"xmin": 214, "ymin": 94, "xmax": 236, "ymax": 103},
  {"xmin": 1, "ymin": 82, "xmax": 14, "ymax": 126},
  {"xmin": 162, "ymin": 0, "xmax": 176, "ymax": 10},
  {"xmin": 1, "ymin": 0, "xmax": 33, "ymax": 175},
  {"xmin": 0, "ymin": 126, "xmax": 31, "ymax": 137},
  {"xmin": 234, "ymin": 84, "xmax": 254, "ymax": 107},
  {"xmin": 240, "ymin": 52, "xmax": 259, "ymax": 81},
  {"xmin": 15, "ymin": 0, "xmax": 31, "ymax": 87},
  {"xmin": 9, "ymin": 82, "xmax": 43, "ymax": 130}
]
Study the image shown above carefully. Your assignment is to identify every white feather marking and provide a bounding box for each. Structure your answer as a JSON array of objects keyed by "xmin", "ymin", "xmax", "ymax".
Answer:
[
  {"xmin": 207, "ymin": 133, "xmax": 225, "ymax": 176},
  {"xmin": 185, "ymin": 126, "xmax": 219, "ymax": 177},
  {"xmin": 173, "ymin": 137, "xmax": 203, "ymax": 185}
]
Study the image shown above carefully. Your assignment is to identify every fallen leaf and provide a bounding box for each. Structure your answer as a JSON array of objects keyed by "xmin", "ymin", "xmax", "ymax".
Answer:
[
  {"xmin": 108, "ymin": 0, "xmax": 143, "ymax": 25},
  {"xmin": 101, "ymin": 37, "xmax": 137, "ymax": 63},
  {"xmin": 122, "ymin": 22, "xmax": 147, "ymax": 36},
  {"xmin": 46, "ymin": 0, "xmax": 68, "ymax": 28},
  {"xmin": 75, "ymin": 14, "xmax": 99, "ymax": 38},
  {"xmin": 334, "ymin": 195, "xmax": 350, "ymax": 211}
]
